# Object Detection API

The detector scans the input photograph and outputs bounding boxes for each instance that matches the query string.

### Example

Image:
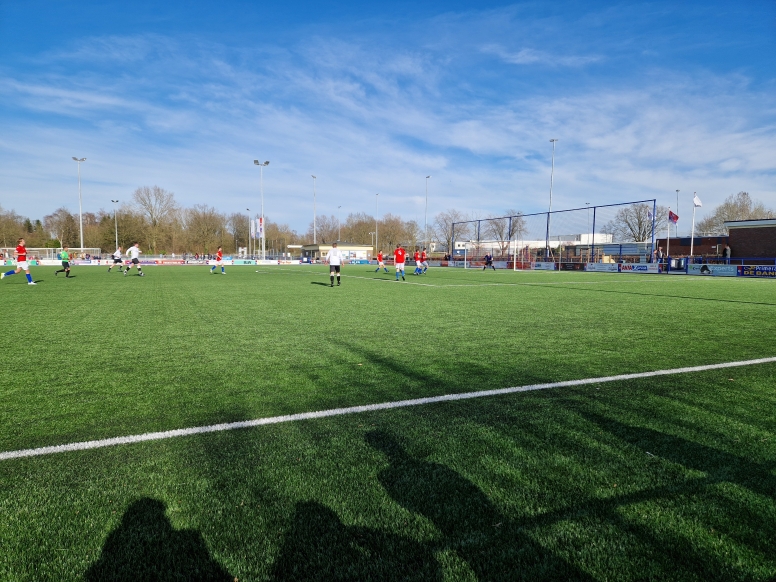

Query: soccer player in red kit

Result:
[374,251,389,273]
[210,246,225,274]
[394,244,407,281]
[413,250,422,275]
[421,248,429,274]
[1,238,36,285]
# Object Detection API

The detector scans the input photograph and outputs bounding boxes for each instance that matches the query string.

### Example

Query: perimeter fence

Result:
[451,200,658,265]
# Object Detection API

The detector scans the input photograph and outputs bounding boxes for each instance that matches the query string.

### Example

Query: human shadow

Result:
[84,497,233,582]
[366,430,593,581]
[270,500,441,581]
[310,281,330,286]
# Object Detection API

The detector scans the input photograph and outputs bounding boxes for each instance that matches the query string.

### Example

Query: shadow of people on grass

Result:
[84,498,233,582]
[366,430,593,581]
[271,500,440,581]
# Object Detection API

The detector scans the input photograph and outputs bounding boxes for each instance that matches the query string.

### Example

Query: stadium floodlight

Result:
[425,176,431,251]
[72,157,86,250]
[546,139,558,260]
[111,200,119,249]
[312,176,317,244]
[254,160,270,261]
[246,208,251,258]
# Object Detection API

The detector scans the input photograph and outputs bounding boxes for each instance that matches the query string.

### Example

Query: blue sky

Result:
[1,0,774,234]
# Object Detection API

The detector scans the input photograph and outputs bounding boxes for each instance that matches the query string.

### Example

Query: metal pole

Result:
[585,202,590,262]
[111,199,119,249]
[651,199,657,260]
[72,157,86,250]
[547,139,557,260]
[675,189,680,238]
[375,193,379,254]
[690,193,697,257]
[261,165,265,261]
[425,175,431,250]
[246,209,251,258]
[338,205,342,241]
[591,207,597,263]
[312,176,317,244]
[667,207,671,261]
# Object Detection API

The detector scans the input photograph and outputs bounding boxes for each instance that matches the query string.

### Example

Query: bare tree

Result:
[601,203,668,242]
[696,192,775,235]
[43,208,79,247]
[306,215,338,244]
[433,209,470,255]
[0,206,26,247]
[483,210,525,256]
[132,186,178,254]
[341,212,376,245]
[184,205,227,253]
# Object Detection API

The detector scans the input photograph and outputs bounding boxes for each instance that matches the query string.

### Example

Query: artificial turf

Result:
[0,265,774,581]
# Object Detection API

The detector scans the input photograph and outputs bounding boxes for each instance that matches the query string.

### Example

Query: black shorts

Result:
[131,258,139,265]
[113,258,122,264]
[330,265,341,273]
[61,261,70,268]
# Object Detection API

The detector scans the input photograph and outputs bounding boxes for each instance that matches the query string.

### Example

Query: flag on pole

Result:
[250,218,256,240]
[668,211,679,224]
[693,193,702,207]
[258,217,264,238]
[647,208,653,220]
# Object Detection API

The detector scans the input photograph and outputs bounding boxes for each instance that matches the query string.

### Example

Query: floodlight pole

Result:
[338,205,342,241]
[111,199,119,249]
[72,157,86,250]
[312,175,317,244]
[375,193,379,254]
[425,175,431,251]
[546,139,557,261]
[246,209,251,258]
[254,160,269,261]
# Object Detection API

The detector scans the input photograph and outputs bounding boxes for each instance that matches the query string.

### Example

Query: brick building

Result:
[725,219,776,258]
[655,235,728,258]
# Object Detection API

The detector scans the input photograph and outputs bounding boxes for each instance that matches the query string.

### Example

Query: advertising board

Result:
[687,264,737,277]
[619,264,660,274]
[584,263,619,272]
[560,262,584,271]
[532,262,557,270]
[737,265,776,278]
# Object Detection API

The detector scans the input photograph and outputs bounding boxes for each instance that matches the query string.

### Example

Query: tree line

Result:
[1,188,769,253]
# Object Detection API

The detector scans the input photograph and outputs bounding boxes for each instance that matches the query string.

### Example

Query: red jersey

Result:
[377,252,383,262]
[394,248,406,263]
[421,251,427,261]
[216,250,223,261]
[16,245,27,262]
[414,251,420,262]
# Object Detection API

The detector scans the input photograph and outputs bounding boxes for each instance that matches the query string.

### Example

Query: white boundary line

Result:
[2,357,774,462]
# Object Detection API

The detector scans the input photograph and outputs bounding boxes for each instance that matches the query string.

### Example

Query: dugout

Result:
[301,243,373,262]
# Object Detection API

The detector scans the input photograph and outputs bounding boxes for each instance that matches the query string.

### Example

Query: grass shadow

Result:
[84,497,233,581]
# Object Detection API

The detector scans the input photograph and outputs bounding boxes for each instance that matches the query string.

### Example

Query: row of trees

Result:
[1,188,771,254]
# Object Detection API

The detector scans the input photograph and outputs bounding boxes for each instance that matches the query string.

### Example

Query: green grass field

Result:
[1,264,774,581]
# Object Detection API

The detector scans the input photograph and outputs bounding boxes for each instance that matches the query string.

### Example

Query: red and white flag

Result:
[668,211,679,224]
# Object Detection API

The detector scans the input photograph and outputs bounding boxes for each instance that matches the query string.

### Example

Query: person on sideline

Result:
[55,246,72,278]
[325,242,343,287]
[483,252,496,270]
[1,238,36,285]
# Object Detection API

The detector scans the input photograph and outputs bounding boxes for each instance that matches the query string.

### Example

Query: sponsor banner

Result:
[737,265,776,278]
[560,262,584,271]
[532,262,557,270]
[232,259,257,265]
[619,264,660,274]
[688,264,737,277]
[585,263,619,272]
[206,259,235,266]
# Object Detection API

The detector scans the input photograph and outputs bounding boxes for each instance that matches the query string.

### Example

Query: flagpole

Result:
[666,207,671,261]
[690,193,697,257]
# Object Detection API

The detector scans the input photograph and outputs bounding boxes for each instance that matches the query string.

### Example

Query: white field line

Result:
[2,357,775,462]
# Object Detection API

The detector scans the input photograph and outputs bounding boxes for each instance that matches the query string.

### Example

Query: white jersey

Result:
[127,247,142,260]
[113,249,122,259]
[325,248,343,266]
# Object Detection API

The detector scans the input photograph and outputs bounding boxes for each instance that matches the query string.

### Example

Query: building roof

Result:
[724,219,776,229]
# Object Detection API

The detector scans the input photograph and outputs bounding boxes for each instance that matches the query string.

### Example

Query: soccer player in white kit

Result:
[123,243,144,276]
[108,246,123,272]
[325,242,344,287]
